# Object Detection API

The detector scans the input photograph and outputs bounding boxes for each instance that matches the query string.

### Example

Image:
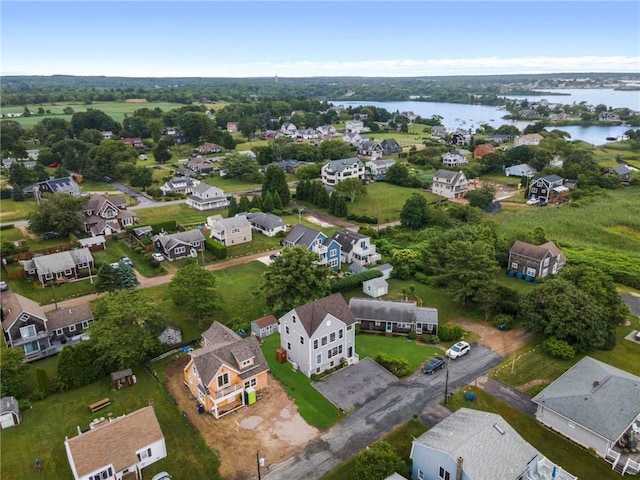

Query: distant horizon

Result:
[2,1,639,77]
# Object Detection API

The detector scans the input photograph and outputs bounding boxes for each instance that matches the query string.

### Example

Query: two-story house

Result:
[321,157,366,186]
[279,293,358,378]
[186,184,229,211]
[316,125,337,137]
[598,112,621,122]
[508,240,566,279]
[187,157,217,174]
[381,138,402,155]
[411,408,576,480]
[357,140,384,160]
[345,120,366,133]
[183,322,269,418]
[349,297,438,337]
[160,177,199,195]
[33,177,81,198]
[83,194,136,236]
[329,229,381,266]
[513,133,544,146]
[23,248,95,286]
[152,230,205,261]
[244,212,287,237]
[441,150,468,167]
[207,214,252,247]
[343,131,363,146]
[1,290,52,360]
[64,406,166,480]
[283,225,341,269]
[365,159,396,178]
[431,170,469,199]
[451,130,471,146]
[431,126,447,138]
[528,174,568,203]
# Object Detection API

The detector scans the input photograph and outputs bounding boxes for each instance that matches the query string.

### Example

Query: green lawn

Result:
[355,333,444,374]
[0,198,37,223]
[445,387,620,480]
[321,418,427,480]
[8,276,97,306]
[261,334,343,429]
[0,363,221,480]
[135,204,211,225]
[203,175,263,192]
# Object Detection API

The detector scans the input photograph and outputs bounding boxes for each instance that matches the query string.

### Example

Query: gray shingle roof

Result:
[412,408,538,479]
[532,356,640,441]
[46,304,94,330]
[0,290,47,330]
[293,293,356,337]
[23,248,93,274]
[330,229,367,254]
[0,396,19,415]
[246,212,285,230]
[349,298,417,323]
[152,230,205,250]
[324,157,364,172]
[284,224,322,248]
[510,240,564,263]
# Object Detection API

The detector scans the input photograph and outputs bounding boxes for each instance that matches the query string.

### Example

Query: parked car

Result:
[269,252,280,261]
[120,256,133,266]
[526,198,540,205]
[152,253,164,262]
[42,231,61,240]
[0,281,9,291]
[446,341,470,359]
[422,356,445,374]
[151,473,172,480]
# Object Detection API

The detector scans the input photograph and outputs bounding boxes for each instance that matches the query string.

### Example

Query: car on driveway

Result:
[152,253,164,261]
[119,256,133,266]
[446,341,470,359]
[0,281,9,291]
[422,356,445,374]
[526,198,540,206]
[151,473,172,480]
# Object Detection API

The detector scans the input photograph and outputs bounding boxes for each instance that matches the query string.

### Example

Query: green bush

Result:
[0,188,13,200]
[330,268,383,293]
[205,238,227,259]
[374,352,410,377]
[346,213,379,224]
[542,337,576,360]
[492,314,515,330]
[422,334,440,344]
[407,330,417,340]
[0,223,15,230]
[438,324,464,342]
[414,272,431,285]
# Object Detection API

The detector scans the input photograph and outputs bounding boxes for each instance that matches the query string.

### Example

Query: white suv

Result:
[446,341,470,359]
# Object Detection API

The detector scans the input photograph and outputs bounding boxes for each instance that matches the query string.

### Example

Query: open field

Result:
[0,198,37,223]
[134,203,211,225]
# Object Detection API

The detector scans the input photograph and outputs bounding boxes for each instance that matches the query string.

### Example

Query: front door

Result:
[386,322,393,333]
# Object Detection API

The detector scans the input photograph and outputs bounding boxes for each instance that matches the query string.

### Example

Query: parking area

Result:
[312,357,399,412]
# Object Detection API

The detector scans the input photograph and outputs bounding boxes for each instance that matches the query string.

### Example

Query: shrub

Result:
[330,268,383,293]
[0,223,15,230]
[205,238,227,259]
[414,272,431,285]
[29,389,48,402]
[374,352,410,377]
[438,324,464,342]
[407,330,417,340]
[542,337,576,360]
[149,258,160,268]
[0,188,12,200]
[346,213,378,224]
[492,314,515,330]
[422,334,440,344]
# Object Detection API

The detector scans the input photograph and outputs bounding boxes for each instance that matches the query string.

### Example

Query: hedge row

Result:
[205,238,227,259]
[346,213,378,224]
[330,268,383,293]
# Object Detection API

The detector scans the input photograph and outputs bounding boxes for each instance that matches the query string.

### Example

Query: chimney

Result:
[456,457,463,480]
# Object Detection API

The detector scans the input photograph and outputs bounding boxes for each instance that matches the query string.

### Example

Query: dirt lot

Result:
[454,319,533,357]
[163,356,318,480]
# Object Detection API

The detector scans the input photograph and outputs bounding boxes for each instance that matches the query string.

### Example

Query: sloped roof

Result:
[412,408,539,480]
[330,229,368,254]
[532,356,640,441]
[24,248,94,274]
[473,143,496,157]
[292,293,356,337]
[152,230,205,250]
[509,240,563,262]
[201,321,240,349]
[65,406,164,478]
[46,304,94,330]
[324,157,364,172]
[349,297,417,323]
[191,183,224,197]
[252,315,278,329]
[246,212,285,230]
[284,224,322,248]
[0,396,19,415]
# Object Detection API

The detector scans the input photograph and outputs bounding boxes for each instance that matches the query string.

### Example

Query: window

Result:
[347,325,352,330]
[287,342,291,351]
[330,332,336,342]
[241,358,253,368]
[55,328,63,336]
[231,228,240,234]
[439,466,450,480]
[20,325,36,338]
[137,448,152,461]
[244,378,258,389]
[316,353,322,365]
[375,321,381,327]
[175,246,186,255]
[64,269,72,275]
[418,470,424,480]
[338,329,343,339]
[313,339,318,349]
[321,336,328,346]
[82,321,89,329]
[69,324,76,332]
[285,325,290,335]
[300,336,304,345]
[511,262,519,269]
[543,257,550,267]
[526,267,536,277]
[217,372,229,389]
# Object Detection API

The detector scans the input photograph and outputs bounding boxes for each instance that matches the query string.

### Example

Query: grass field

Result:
[135,203,211,225]
[355,333,444,374]
[0,362,222,480]
[0,198,37,223]
[446,387,621,480]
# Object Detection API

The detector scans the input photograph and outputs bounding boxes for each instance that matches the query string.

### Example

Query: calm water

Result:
[502,88,640,110]
[334,93,639,145]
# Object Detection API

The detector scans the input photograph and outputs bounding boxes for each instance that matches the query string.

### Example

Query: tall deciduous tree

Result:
[350,441,406,480]
[399,193,430,229]
[152,140,172,164]
[220,152,260,179]
[168,261,222,327]
[27,193,88,236]
[95,264,121,293]
[90,290,165,369]
[0,347,29,398]
[262,246,333,316]
[466,185,495,210]
[334,178,366,202]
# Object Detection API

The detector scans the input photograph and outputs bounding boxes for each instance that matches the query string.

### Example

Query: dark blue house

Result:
[283,224,341,270]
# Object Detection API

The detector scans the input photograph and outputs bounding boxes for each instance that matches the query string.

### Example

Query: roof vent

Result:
[493,423,505,435]
[593,380,600,388]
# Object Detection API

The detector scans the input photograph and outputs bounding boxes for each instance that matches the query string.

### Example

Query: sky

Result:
[1,1,639,78]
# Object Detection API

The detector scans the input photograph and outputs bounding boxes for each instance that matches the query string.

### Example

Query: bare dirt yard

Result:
[163,356,318,480]
[454,319,533,357]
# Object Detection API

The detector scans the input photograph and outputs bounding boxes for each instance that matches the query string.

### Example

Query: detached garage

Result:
[0,396,20,429]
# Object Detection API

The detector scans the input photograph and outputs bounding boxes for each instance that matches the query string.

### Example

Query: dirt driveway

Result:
[163,356,318,480]
[454,319,532,357]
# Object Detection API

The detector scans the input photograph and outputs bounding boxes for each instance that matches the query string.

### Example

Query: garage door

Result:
[0,413,15,429]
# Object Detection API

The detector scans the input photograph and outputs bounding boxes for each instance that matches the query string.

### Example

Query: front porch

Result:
[607,446,640,476]
[210,384,246,419]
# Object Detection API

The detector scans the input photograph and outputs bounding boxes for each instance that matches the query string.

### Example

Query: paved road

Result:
[264,345,502,479]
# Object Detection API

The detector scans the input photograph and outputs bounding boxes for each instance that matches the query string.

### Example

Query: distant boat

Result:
[606,136,617,141]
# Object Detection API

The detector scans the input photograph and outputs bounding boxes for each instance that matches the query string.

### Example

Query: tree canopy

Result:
[219,152,261,180]
[399,193,430,229]
[262,164,291,206]
[262,246,333,316]
[350,441,406,480]
[168,261,222,327]
[334,178,366,202]
[27,193,88,236]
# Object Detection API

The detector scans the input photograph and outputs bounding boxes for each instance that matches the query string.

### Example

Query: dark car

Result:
[422,356,445,374]
[42,231,61,240]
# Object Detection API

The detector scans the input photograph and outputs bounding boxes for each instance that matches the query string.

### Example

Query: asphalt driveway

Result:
[312,357,399,412]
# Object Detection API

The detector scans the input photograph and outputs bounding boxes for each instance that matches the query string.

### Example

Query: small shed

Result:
[251,315,279,339]
[375,263,394,280]
[363,277,389,298]
[0,396,20,429]
[110,368,136,390]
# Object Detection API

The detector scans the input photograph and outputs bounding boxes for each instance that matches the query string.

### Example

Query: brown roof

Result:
[253,315,278,329]
[510,240,564,262]
[201,321,240,349]
[1,290,47,330]
[65,406,164,478]
[45,304,94,330]
[473,143,495,158]
[294,293,356,337]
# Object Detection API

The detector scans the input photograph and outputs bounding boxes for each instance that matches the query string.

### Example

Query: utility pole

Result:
[444,355,451,404]
[48,270,58,310]
[256,450,262,480]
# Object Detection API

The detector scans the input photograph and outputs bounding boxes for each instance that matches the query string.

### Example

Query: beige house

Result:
[207,215,252,247]
[431,170,469,199]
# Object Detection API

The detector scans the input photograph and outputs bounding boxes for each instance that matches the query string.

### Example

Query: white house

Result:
[279,293,359,377]
[362,277,388,298]
[0,396,20,429]
[186,184,229,211]
[411,408,576,480]
[321,157,366,186]
[245,212,287,237]
[345,120,366,133]
[365,159,396,178]
[505,163,536,177]
[160,177,199,195]
[64,406,167,480]
[513,133,544,146]
[250,315,279,339]
[431,170,469,199]
[441,150,468,167]
[330,229,381,266]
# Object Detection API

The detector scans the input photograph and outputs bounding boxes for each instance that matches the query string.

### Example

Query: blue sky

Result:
[2,1,639,77]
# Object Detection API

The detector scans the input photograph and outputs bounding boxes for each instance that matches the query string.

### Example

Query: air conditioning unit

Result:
[292,362,299,372]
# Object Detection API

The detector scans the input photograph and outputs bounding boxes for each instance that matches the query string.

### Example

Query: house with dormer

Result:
[152,230,205,261]
[366,159,396,178]
[32,177,81,198]
[349,297,438,337]
[244,212,287,237]
[357,140,384,160]
[206,214,252,247]
[330,229,381,266]
[159,177,199,195]
[528,174,568,203]
[83,194,136,236]
[431,170,469,199]
[343,131,364,146]
[451,130,471,146]
[183,322,269,418]
[284,225,341,269]
[280,122,297,137]
[508,240,566,279]
[278,293,359,378]
[1,290,52,360]
[186,183,229,211]
[64,406,166,480]
[321,157,366,186]
[381,138,402,155]
[23,248,94,286]
[442,150,468,167]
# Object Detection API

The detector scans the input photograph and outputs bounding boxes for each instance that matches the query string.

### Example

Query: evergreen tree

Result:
[95,264,121,293]
[238,195,251,213]
[227,196,238,217]
[262,165,291,206]
[250,194,262,211]
[316,186,330,208]
[296,179,309,201]
[262,191,275,213]
[272,190,283,210]
[11,186,25,202]
[117,262,140,290]
[329,193,348,217]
